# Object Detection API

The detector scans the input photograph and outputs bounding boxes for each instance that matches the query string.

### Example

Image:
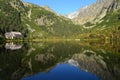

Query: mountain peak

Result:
[43,6,51,11]
[66,0,120,25]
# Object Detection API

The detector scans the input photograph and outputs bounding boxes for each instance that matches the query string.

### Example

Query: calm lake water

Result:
[0,41,120,80]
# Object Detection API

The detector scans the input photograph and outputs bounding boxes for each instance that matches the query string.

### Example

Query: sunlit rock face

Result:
[72,50,115,80]
[67,0,120,25]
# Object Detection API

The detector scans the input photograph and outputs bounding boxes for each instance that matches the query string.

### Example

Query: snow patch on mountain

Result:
[65,6,88,19]
[66,11,79,19]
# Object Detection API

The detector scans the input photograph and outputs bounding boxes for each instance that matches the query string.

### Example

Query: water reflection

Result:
[22,63,100,80]
[5,42,22,50]
[0,41,120,80]
[72,51,111,80]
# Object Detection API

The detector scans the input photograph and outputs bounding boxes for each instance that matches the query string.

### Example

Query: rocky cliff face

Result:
[67,0,120,25]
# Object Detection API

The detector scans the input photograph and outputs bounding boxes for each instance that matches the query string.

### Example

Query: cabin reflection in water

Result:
[5,43,22,50]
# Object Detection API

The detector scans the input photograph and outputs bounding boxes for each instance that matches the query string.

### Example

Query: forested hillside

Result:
[0,0,83,39]
[0,0,120,40]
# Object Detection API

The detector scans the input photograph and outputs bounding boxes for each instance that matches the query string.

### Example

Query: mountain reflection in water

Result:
[0,41,120,80]
[22,63,100,80]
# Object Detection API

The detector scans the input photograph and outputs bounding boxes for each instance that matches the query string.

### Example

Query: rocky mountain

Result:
[0,0,120,39]
[0,0,83,38]
[65,10,80,19]
[67,0,120,25]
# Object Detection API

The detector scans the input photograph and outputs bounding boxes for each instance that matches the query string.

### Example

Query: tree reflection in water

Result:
[0,41,119,80]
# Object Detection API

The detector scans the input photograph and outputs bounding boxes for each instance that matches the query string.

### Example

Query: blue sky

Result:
[23,0,96,15]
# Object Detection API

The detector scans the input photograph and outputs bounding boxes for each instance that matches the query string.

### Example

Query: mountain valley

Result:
[0,0,120,40]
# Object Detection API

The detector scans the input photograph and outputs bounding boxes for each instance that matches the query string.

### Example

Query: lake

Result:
[0,40,120,80]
